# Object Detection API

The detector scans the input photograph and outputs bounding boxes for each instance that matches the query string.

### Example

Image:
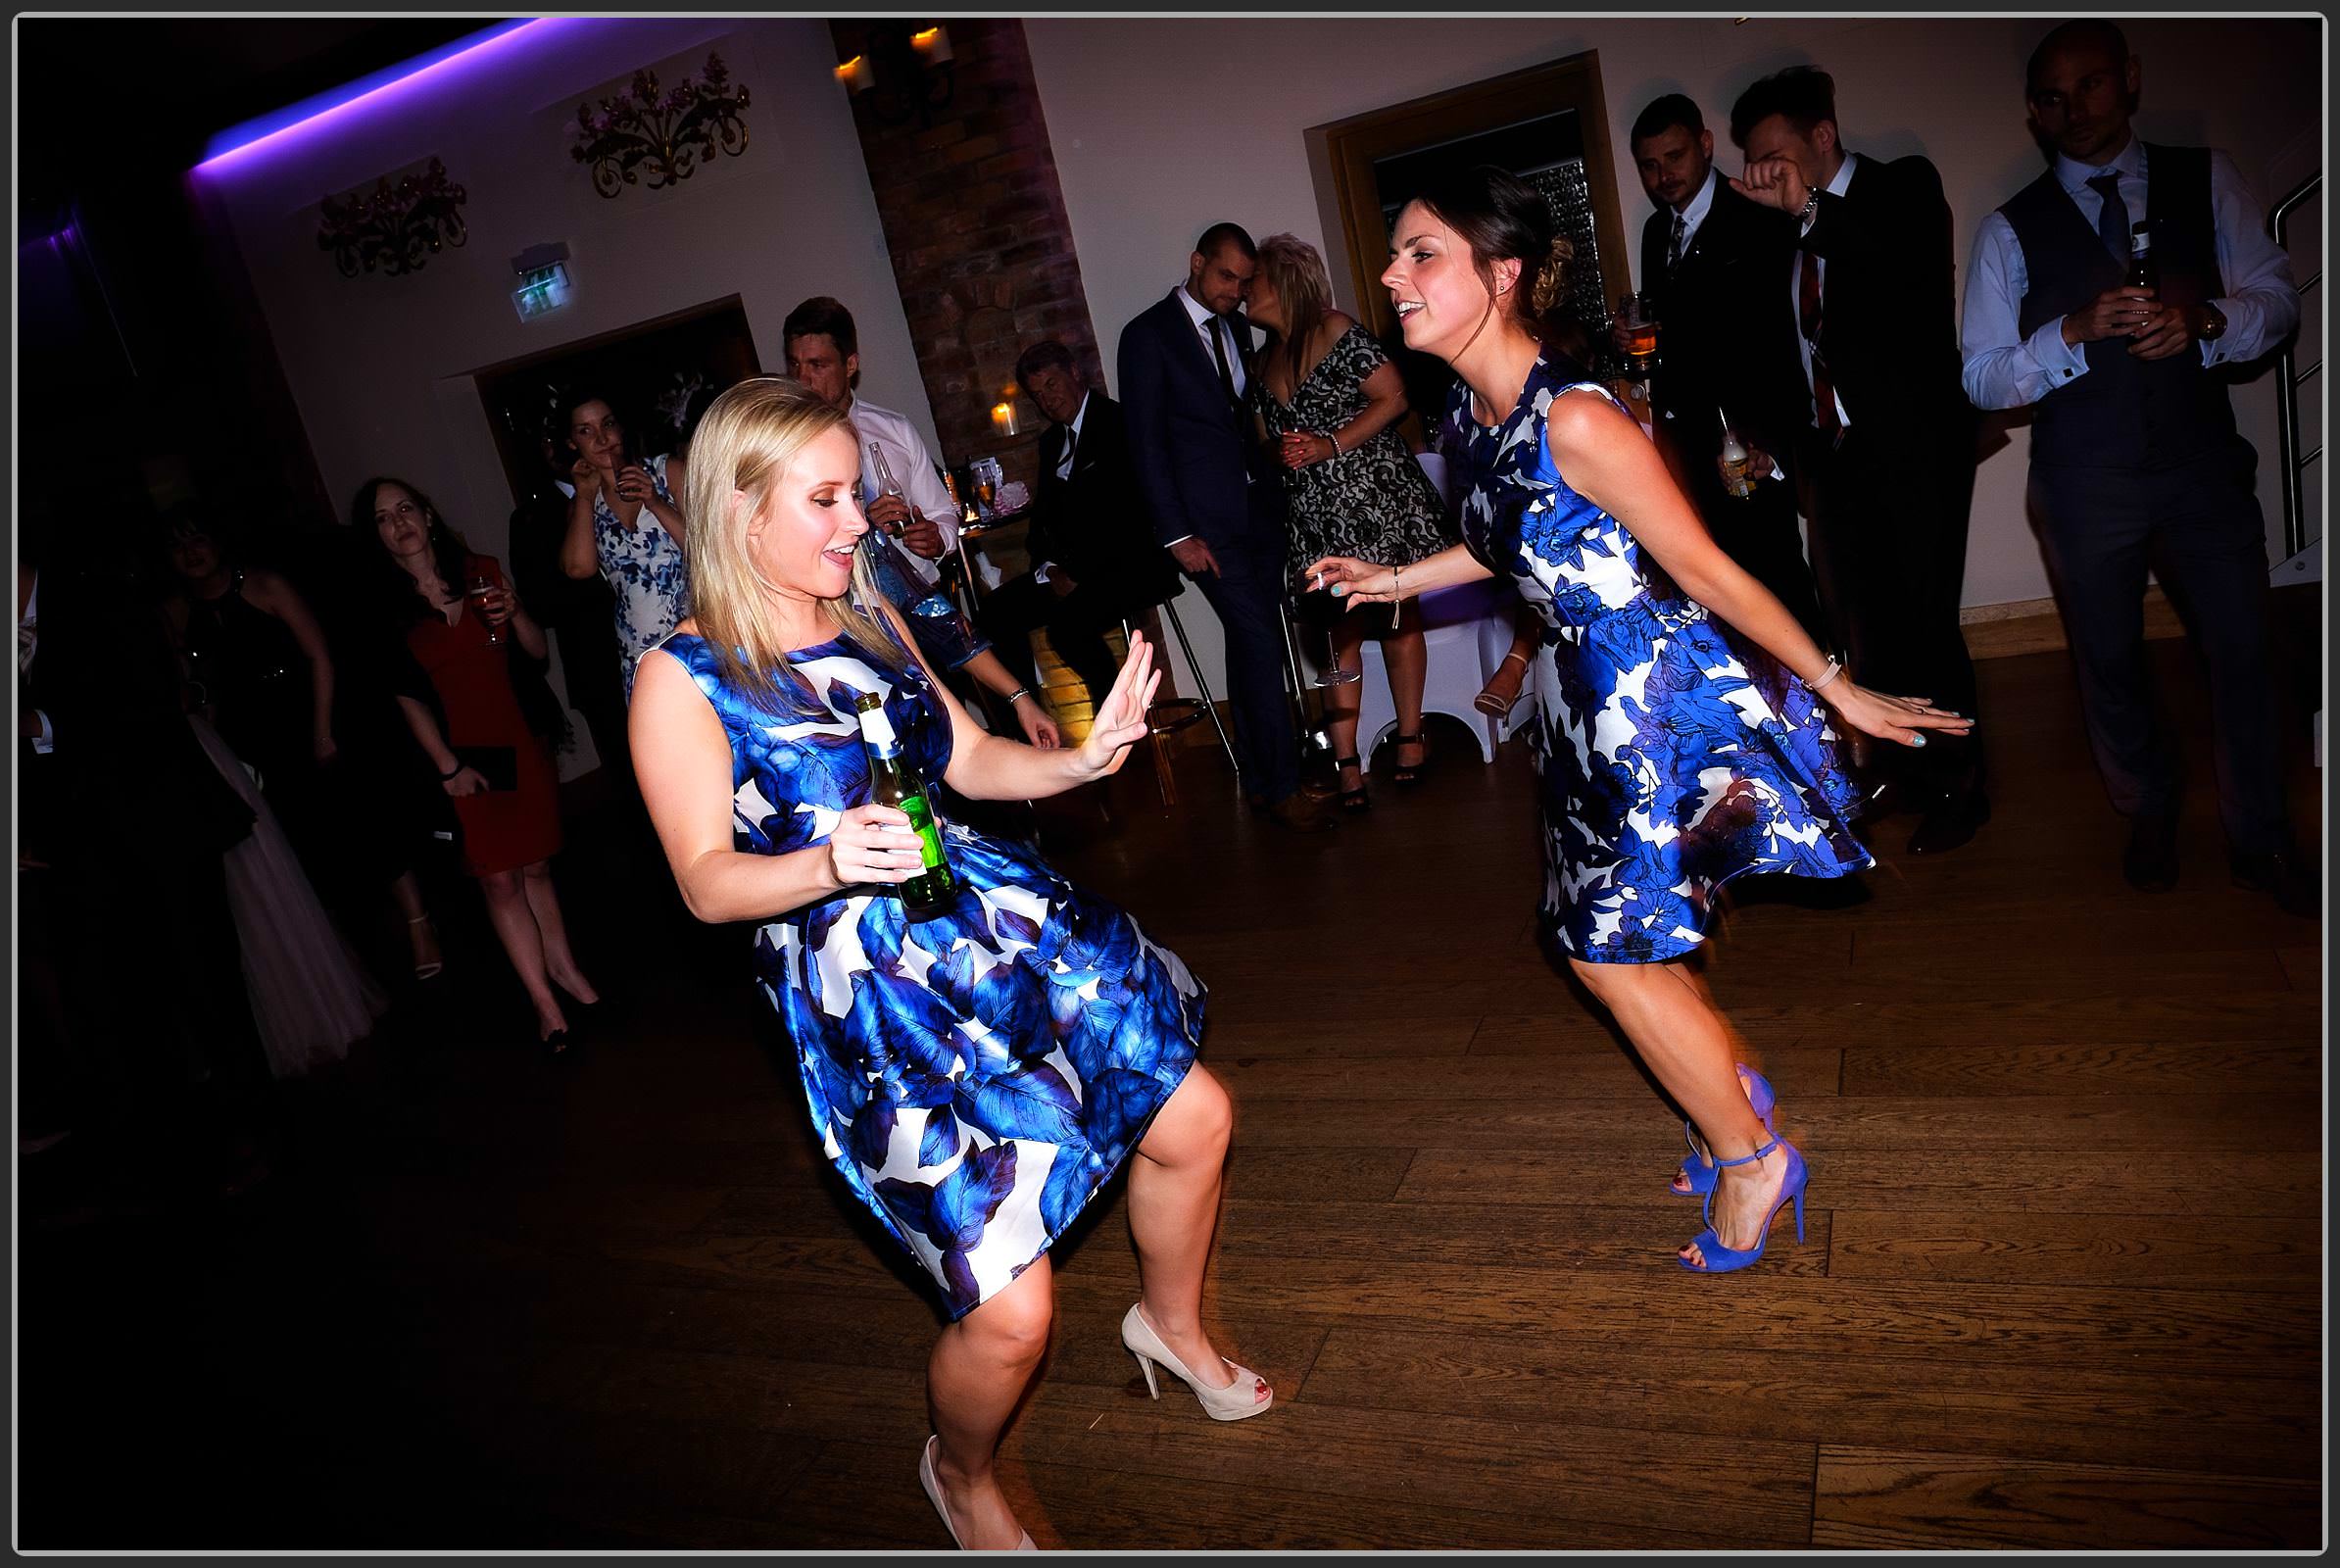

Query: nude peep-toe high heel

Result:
[1120,1303,1273,1421]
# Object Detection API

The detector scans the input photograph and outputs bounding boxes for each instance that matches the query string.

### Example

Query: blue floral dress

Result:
[651,626,1204,1319]
[1451,357,1870,963]
[595,452,690,698]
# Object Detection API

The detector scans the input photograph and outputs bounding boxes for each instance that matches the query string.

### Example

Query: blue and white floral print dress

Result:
[1451,356,1870,963]
[651,625,1203,1319]
[596,452,691,698]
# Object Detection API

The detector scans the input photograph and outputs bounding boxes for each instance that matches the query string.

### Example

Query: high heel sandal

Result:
[1672,1064,1778,1198]
[1389,731,1431,787]
[919,1435,1037,1551]
[1475,649,1532,715]
[1333,755,1370,811]
[1120,1302,1273,1421]
[1679,1136,1808,1274]
[406,914,444,981]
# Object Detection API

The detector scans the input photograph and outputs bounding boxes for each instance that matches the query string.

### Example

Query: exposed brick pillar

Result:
[829,19,1099,494]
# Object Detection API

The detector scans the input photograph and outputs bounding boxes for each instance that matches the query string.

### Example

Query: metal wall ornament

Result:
[317,157,467,277]
[570,52,750,199]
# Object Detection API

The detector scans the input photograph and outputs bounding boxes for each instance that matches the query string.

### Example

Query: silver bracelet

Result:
[1005,687,1034,704]
[1327,427,1341,458]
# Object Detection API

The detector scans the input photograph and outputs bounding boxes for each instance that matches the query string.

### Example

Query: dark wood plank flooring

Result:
[23,607,2324,1551]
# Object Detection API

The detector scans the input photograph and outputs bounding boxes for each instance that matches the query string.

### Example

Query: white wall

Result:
[200,17,939,770]
[1028,16,2319,694]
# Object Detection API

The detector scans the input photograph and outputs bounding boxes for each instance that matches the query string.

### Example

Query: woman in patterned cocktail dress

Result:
[557,389,690,700]
[1310,168,1974,1275]
[629,380,1272,1552]
[1248,233,1453,803]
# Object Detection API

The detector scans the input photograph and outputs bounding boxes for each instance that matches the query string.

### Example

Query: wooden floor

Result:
[23,607,2325,1551]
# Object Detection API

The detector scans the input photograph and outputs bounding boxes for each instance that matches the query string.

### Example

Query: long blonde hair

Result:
[1255,232,1335,388]
[681,377,904,714]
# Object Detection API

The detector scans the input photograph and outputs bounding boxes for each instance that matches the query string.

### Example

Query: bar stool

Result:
[1122,591,1240,806]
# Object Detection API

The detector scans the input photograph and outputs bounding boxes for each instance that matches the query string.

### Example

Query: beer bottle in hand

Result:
[852,690,955,916]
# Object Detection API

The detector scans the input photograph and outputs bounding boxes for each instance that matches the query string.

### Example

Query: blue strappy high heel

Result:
[1679,1136,1807,1274]
[1672,1065,1778,1198]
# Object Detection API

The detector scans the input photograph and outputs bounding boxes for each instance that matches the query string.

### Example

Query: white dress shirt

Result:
[848,397,961,588]
[1790,152,1861,432]
[1175,284,1248,401]
[1960,135,2301,410]
[1670,166,1722,264]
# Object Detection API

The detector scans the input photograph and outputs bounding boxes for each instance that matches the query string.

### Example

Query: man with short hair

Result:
[1118,223,1328,831]
[1961,20,2309,912]
[781,295,959,585]
[978,340,1179,709]
[1731,66,1988,856]
[1619,92,1825,645]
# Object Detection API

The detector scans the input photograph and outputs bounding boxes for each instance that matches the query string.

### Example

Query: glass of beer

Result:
[1620,293,1660,363]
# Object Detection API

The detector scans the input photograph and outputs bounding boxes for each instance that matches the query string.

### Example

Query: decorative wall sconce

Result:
[571,51,751,199]
[317,157,468,277]
[835,24,957,127]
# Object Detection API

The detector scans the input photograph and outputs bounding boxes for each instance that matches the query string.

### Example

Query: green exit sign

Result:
[513,262,571,321]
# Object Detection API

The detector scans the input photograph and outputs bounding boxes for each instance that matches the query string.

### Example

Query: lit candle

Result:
[991,402,1018,437]
[910,26,953,64]
[834,54,874,93]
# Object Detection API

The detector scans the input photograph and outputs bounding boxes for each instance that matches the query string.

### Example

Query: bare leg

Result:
[1570,958,1788,1266]
[478,868,568,1041]
[394,871,441,976]
[1384,611,1428,772]
[1127,1065,1241,1387]
[1325,615,1368,794]
[520,859,600,1004]
[927,1256,1052,1549]
[1477,607,1537,711]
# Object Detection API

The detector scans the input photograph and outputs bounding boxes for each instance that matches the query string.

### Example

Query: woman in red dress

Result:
[360,476,600,1047]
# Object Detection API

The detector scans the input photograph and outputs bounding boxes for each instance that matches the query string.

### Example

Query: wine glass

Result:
[1302,570,1361,689]
[466,573,504,646]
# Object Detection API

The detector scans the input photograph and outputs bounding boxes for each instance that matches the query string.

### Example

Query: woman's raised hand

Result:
[1075,631,1162,779]
[1301,554,1397,610]
[826,803,926,888]
[1818,679,1977,751]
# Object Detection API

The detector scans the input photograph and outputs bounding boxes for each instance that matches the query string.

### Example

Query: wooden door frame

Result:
[1314,50,1632,345]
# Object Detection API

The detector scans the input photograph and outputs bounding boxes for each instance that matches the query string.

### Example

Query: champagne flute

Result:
[1304,569,1361,689]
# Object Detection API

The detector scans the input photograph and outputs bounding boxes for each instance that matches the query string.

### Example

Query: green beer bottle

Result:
[852,690,955,916]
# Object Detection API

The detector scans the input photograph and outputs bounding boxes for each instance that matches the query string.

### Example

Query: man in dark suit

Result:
[1620,93,1827,646]
[979,340,1180,709]
[1118,222,1329,830]
[1731,66,1988,855]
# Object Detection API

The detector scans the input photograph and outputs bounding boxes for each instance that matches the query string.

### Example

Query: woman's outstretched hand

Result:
[1075,631,1162,779]
[1820,679,1977,750]
[1301,555,1396,610]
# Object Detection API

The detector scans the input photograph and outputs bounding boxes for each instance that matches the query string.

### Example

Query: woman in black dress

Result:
[161,505,445,981]
[1248,233,1451,808]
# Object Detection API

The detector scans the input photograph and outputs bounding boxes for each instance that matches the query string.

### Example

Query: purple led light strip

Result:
[195,18,571,172]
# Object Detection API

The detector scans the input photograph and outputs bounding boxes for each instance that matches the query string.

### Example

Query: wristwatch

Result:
[1796,186,1823,226]
[2197,302,2229,342]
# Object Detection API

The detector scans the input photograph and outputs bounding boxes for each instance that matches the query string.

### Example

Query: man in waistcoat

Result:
[1961,19,2309,913]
